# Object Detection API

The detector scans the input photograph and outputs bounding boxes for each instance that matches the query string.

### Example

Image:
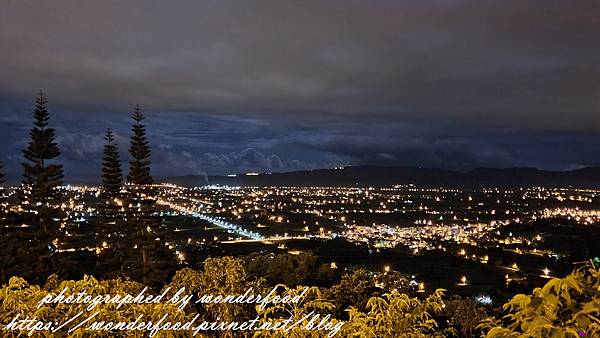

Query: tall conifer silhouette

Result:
[22,91,64,205]
[17,92,66,276]
[0,161,5,186]
[101,128,123,198]
[97,129,125,272]
[124,105,167,284]
[127,105,152,184]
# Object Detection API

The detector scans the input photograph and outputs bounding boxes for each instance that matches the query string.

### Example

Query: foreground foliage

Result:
[0,257,598,337]
[480,261,600,337]
[343,288,448,337]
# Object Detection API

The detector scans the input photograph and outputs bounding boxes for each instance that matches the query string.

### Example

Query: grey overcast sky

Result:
[1,0,600,182]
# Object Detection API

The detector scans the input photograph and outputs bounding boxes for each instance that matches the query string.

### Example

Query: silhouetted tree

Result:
[245,252,320,286]
[3,92,68,283]
[101,128,123,198]
[22,91,64,227]
[442,295,488,337]
[0,161,5,186]
[0,161,5,225]
[324,268,378,318]
[127,105,152,185]
[97,128,125,271]
[113,106,175,285]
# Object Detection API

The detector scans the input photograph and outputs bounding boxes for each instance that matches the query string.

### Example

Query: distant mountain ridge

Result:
[161,166,600,188]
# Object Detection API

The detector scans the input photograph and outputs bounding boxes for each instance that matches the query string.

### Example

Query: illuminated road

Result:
[189,212,264,240]
[157,198,264,240]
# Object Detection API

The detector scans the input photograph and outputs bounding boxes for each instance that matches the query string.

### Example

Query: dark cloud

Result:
[0,105,349,182]
[2,1,599,127]
[0,1,599,181]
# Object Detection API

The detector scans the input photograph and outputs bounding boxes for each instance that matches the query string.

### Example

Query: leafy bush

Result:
[479,261,600,337]
[342,288,449,337]
[1,257,598,337]
[0,275,198,337]
[443,296,488,337]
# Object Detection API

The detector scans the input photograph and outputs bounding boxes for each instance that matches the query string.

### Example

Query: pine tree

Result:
[14,92,67,280]
[101,128,123,198]
[0,161,5,220]
[97,128,124,252]
[127,105,152,185]
[0,161,5,186]
[123,105,170,284]
[22,91,64,205]
[97,128,124,271]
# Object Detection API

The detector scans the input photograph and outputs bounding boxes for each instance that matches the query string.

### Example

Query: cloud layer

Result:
[1,1,600,181]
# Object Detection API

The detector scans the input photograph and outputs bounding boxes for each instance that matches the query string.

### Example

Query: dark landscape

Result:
[166,166,600,188]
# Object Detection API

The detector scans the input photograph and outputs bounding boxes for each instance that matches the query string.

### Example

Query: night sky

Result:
[1,1,600,182]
